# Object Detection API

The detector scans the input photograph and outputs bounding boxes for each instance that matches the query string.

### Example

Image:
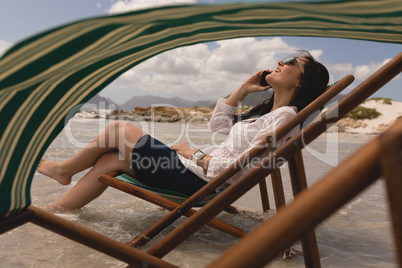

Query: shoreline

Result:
[72,98,402,139]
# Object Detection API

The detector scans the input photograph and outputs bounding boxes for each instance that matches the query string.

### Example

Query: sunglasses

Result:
[283,57,305,74]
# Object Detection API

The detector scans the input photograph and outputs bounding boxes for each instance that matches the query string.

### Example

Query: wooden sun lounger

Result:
[99,74,354,263]
[135,52,402,268]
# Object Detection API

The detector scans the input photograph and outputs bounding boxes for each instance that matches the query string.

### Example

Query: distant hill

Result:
[84,94,122,110]
[194,100,216,108]
[119,95,215,111]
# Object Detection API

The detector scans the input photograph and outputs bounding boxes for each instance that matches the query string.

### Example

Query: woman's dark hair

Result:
[234,50,329,123]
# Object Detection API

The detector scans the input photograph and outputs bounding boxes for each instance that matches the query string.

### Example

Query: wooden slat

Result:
[288,150,320,268]
[258,179,270,211]
[378,121,402,267]
[288,150,308,196]
[271,169,286,210]
[0,209,35,234]
[29,206,176,268]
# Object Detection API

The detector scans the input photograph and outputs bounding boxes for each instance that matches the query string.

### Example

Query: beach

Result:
[0,115,398,267]
[334,99,402,134]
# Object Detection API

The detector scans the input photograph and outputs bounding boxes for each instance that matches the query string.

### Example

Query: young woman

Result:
[37,51,329,210]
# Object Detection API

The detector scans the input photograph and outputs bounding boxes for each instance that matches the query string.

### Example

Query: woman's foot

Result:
[37,159,72,185]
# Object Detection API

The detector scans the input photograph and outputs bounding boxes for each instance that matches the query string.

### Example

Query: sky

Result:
[0,0,401,105]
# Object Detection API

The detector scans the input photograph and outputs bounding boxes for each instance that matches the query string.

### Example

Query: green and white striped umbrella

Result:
[1,0,401,217]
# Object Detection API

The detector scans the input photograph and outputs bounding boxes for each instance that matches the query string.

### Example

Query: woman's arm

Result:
[248,107,298,150]
[224,70,271,106]
[171,143,212,173]
[208,71,271,134]
[208,99,238,134]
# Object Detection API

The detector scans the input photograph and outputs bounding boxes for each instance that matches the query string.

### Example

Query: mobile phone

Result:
[260,71,271,86]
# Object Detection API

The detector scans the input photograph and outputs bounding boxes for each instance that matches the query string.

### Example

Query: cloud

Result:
[104,37,318,103]
[329,58,399,83]
[309,49,323,61]
[354,59,392,80]
[330,63,354,78]
[108,0,197,14]
[0,40,11,57]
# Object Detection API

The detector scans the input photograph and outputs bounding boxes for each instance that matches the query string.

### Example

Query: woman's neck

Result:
[271,90,294,111]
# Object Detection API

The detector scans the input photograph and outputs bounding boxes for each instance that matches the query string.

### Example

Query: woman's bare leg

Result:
[53,151,135,210]
[37,120,145,185]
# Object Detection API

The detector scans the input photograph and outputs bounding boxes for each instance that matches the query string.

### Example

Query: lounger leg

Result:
[288,149,321,268]
[259,178,271,211]
[270,167,296,258]
[271,168,286,210]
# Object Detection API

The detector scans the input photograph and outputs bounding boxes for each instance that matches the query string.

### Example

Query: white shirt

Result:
[177,98,299,185]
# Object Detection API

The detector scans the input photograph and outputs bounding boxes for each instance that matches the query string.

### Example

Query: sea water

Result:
[0,118,397,267]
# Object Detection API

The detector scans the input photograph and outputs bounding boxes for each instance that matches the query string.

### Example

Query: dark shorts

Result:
[130,135,207,196]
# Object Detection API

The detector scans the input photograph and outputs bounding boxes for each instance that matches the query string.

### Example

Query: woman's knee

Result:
[109,120,142,136]
[108,120,128,132]
[106,120,145,161]
[95,152,132,174]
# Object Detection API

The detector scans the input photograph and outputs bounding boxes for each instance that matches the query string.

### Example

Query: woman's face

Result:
[266,57,307,92]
